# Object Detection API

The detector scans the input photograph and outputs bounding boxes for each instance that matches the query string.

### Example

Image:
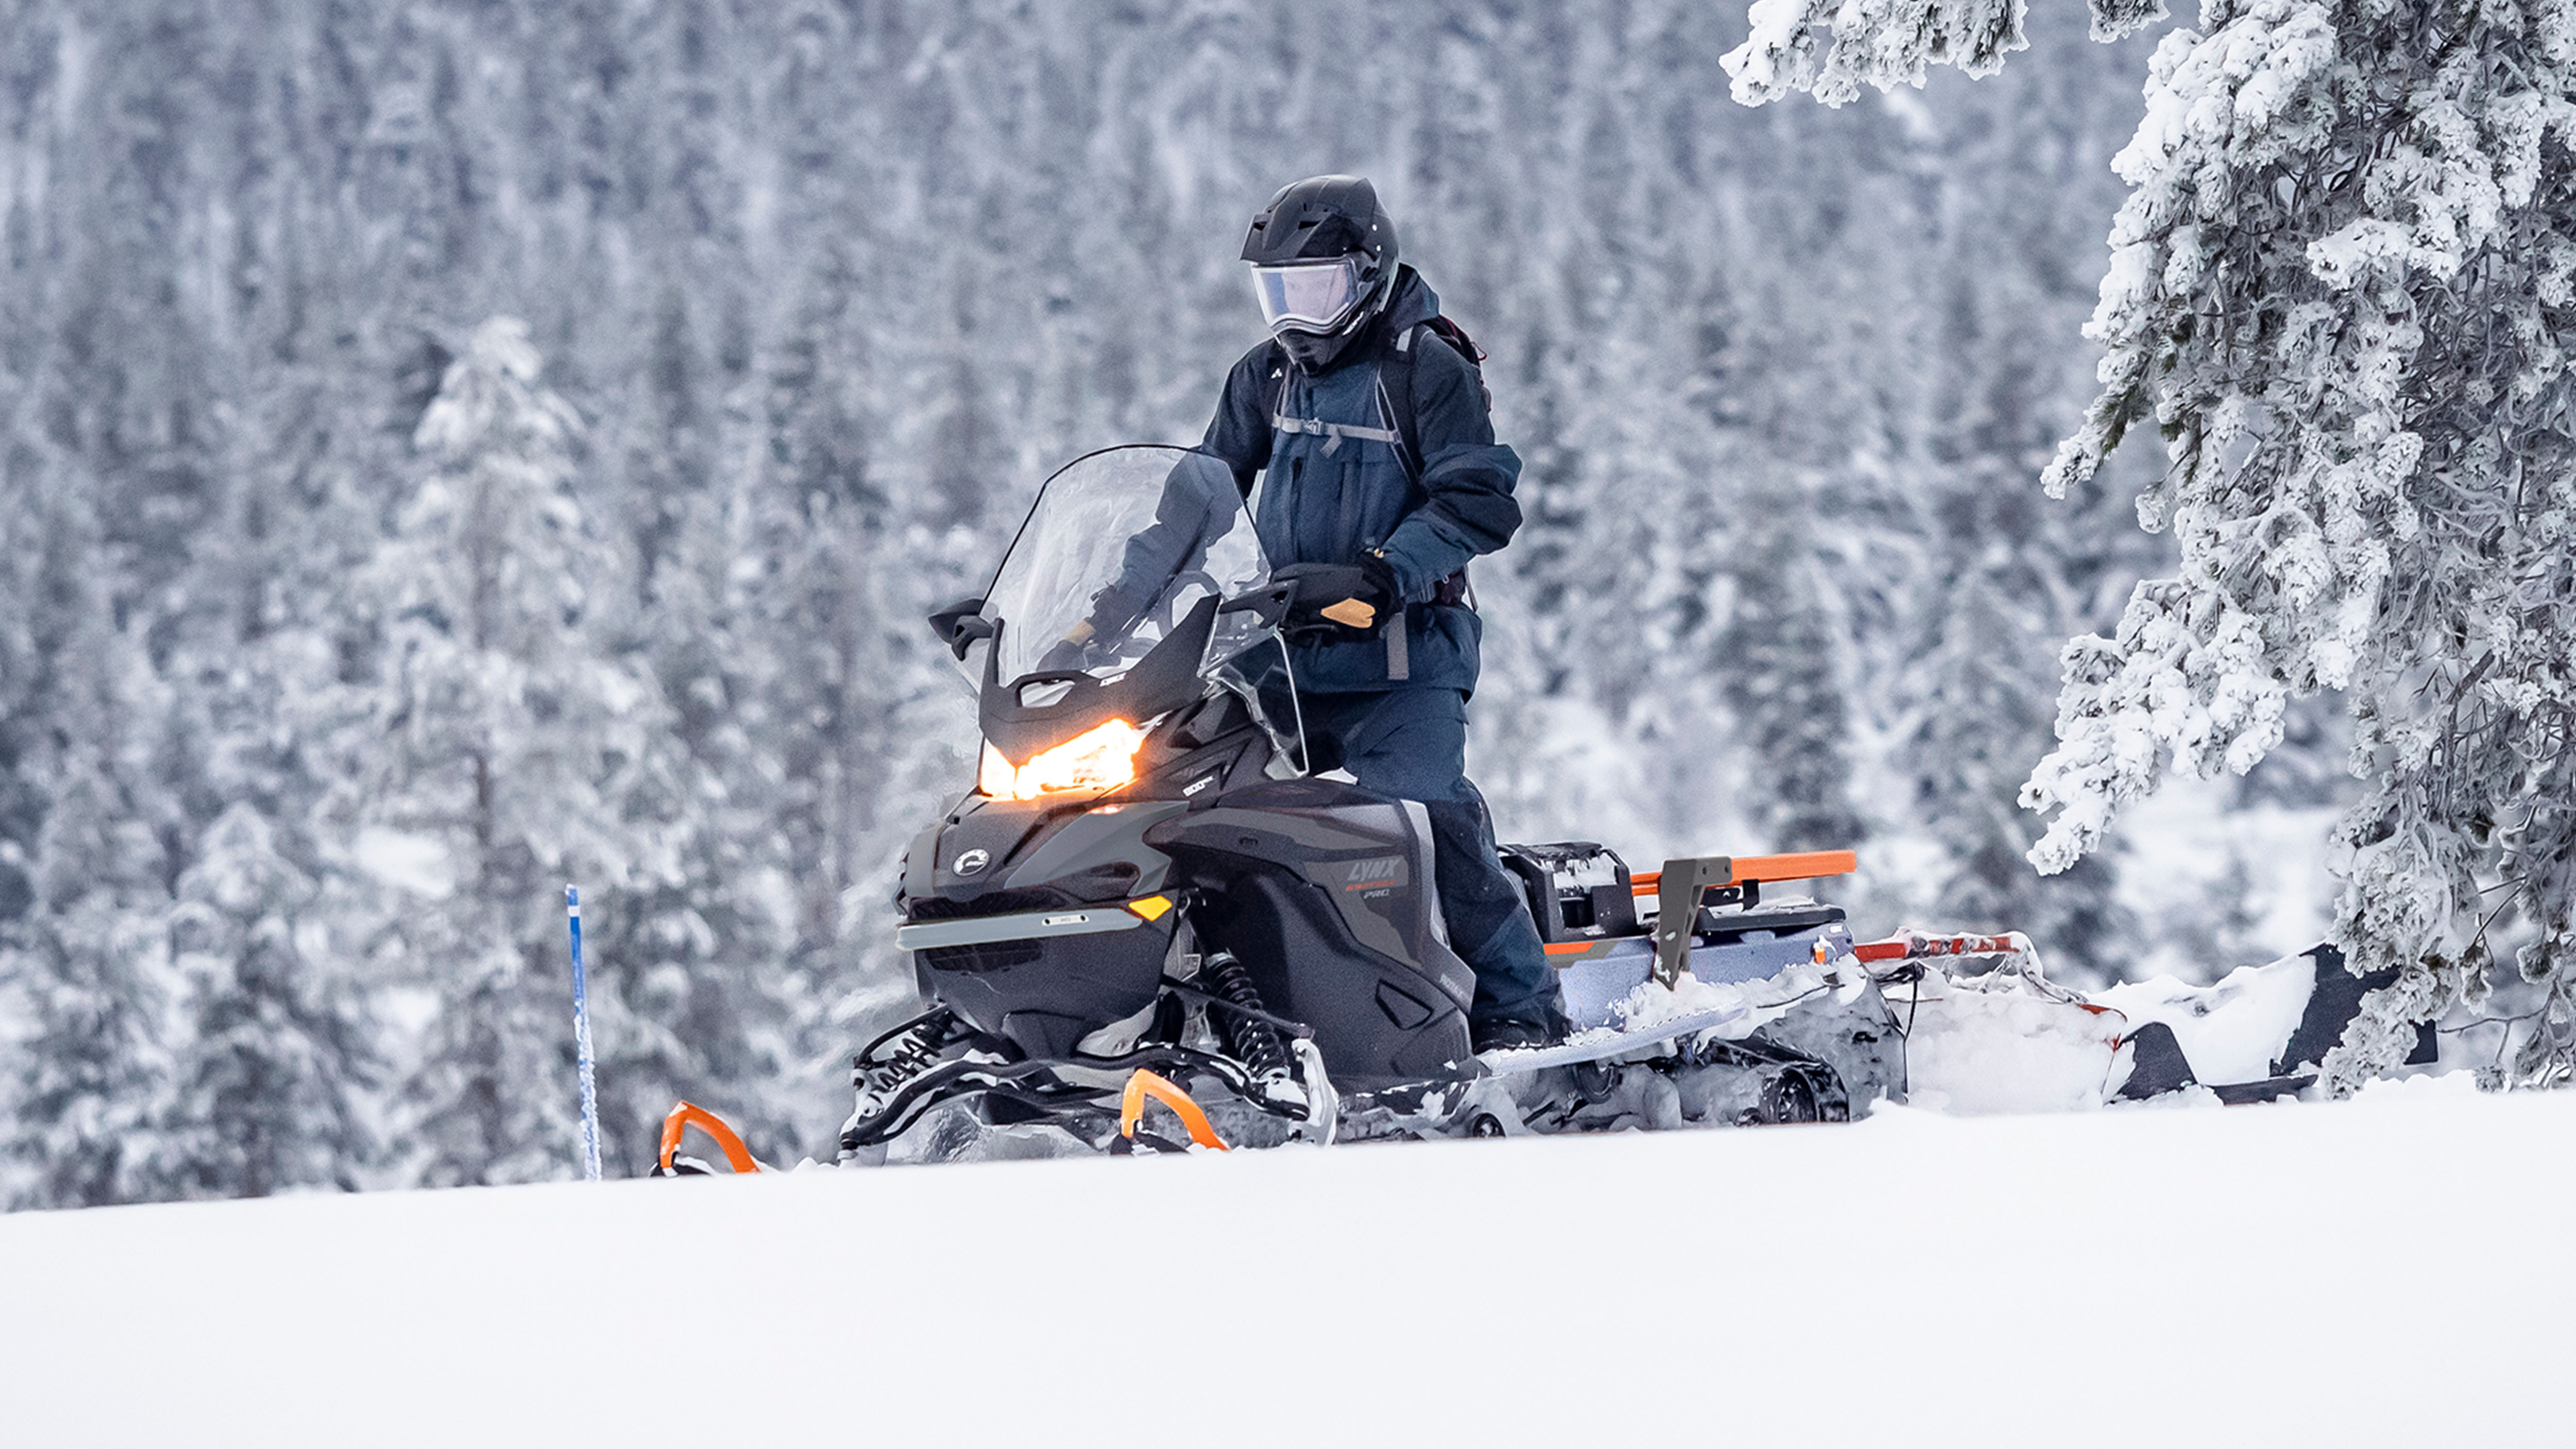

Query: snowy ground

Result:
[5,1076,2566,1447]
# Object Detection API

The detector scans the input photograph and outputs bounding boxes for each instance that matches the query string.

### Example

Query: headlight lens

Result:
[979,718,1149,801]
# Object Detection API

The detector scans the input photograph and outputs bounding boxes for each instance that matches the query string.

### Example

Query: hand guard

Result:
[1273,556,1397,636]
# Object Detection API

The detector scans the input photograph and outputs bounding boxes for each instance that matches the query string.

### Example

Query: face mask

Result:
[1278,326,1362,371]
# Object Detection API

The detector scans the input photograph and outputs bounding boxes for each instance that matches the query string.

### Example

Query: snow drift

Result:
[4,1075,2566,1447]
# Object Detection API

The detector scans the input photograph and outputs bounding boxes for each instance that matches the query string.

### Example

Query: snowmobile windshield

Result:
[1251,257,1365,334]
[975,446,1266,691]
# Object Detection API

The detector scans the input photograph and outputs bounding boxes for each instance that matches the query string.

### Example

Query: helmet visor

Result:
[1251,259,1364,335]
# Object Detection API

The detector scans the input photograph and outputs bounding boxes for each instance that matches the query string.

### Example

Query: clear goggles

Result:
[1251,257,1366,334]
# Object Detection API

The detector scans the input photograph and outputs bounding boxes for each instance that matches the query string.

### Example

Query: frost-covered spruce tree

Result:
[359,318,686,1184]
[163,805,377,1198]
[0,499,184,1208]
[1731,0,2576,1087]
[1718,493,1871,853]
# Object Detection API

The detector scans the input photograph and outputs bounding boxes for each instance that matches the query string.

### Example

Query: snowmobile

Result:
[652,444,2438,1173]
[823,442,1925,1163]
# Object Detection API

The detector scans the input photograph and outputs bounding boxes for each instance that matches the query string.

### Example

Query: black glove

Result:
[1274,555,1398,636]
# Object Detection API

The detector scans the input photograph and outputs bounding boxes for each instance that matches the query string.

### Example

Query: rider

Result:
[1200,175,1566,1051]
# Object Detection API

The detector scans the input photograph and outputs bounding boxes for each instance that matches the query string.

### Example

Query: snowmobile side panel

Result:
[1150,790,1478,1008]
[1205,867,1470,1085]
[1151,786,1477,1087]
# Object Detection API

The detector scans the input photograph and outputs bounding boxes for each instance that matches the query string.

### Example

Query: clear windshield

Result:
[970,446,1266,688]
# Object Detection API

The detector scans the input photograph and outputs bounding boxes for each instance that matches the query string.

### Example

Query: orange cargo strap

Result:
[1118,1070,1230,1151]
[1630,850,1858,896]
[1853,931,2022,963]
[657,1100,762,1175]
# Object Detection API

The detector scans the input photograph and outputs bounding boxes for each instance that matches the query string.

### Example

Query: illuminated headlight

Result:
[979,718,1149,802]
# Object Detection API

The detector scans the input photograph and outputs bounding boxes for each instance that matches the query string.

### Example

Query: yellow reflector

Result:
[1127,895,1174,922]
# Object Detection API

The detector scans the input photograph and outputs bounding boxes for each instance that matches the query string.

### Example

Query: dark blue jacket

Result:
[1200,268,1523,694]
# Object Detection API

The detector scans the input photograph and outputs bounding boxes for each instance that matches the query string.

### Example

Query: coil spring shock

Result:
[1204,950,1289,1077]
[854,1012,950,1102]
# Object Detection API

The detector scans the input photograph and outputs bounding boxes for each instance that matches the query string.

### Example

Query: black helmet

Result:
[1241,175,1399,369]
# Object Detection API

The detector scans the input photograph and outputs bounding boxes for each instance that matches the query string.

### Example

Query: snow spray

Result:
[566,884,603,1182]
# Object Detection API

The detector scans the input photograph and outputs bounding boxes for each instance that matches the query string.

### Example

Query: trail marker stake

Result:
[567,883,603,1182]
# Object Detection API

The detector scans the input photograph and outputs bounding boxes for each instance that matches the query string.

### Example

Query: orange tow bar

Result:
[1118,1070,1230,1151]
[656,1100,762,1175]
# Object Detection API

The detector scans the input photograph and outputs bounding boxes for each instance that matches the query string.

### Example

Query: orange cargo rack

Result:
[1629,849,1856,896]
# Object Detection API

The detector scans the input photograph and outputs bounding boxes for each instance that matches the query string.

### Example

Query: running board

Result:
[1476,1002,1751,1075]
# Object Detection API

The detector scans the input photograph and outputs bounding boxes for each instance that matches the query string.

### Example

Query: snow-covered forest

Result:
[6,0,2545,1206]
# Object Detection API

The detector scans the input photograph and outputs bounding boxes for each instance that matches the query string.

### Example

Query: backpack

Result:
[1388,316,1489,481]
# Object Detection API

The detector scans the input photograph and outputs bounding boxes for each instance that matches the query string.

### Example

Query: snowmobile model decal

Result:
[1338,856,1407,891]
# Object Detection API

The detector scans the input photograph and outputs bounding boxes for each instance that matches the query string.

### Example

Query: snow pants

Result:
[1296,688,1560,1031]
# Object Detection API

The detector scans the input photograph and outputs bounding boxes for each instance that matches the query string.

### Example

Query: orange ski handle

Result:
[657,1100,762,1174]
[1118,1070,1230,1151]
[1631,850,1857,895]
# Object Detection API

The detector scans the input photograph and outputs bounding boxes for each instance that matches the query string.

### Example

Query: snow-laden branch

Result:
[2016,0,2576,1086]
[1725,0,2174,107]
[1723,0,2027,106]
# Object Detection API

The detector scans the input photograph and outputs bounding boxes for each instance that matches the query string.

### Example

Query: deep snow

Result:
[4,1075,2566,1447]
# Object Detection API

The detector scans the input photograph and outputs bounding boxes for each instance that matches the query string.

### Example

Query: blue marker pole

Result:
[566,884,603,1182]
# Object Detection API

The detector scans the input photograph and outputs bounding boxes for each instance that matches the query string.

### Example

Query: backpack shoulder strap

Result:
[1382,318,1489,482]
